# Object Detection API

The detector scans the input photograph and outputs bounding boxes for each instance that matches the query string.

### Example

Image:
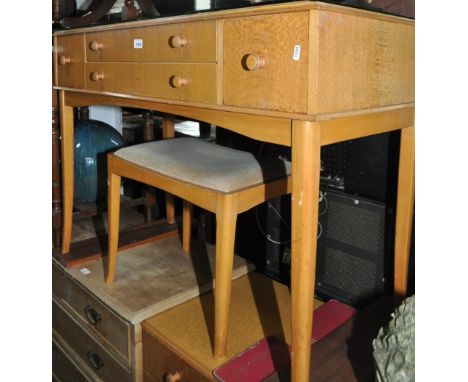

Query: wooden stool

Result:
[106,137,291,359]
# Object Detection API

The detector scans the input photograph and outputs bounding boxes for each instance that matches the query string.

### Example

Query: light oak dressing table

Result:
[53,2,414,380]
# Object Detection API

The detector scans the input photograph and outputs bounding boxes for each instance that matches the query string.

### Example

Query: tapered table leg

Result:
[394,124,415,297]
[52,90,62,248]
[59,91,75,254]
[290,120,321,382]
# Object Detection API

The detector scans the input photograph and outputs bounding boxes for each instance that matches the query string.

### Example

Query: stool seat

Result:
[115,137,291,193]
[107,136,292,361]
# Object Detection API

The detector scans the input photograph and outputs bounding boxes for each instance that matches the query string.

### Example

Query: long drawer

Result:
[85,62,217,104]
[86,21,217,63]
[53,337,92,382]
[52,262,131,363]
[53,298,132,382]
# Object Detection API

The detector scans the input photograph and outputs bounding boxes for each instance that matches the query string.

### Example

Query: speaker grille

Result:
[326,200,381,254]
[322,247,378,298]
[316,190,389,307]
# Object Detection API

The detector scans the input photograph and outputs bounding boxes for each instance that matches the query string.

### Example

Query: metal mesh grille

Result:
[326,200,381,254]
[322,247,377,298]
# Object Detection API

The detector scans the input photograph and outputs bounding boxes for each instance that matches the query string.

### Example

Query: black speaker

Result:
[315,190,393,307]
[215,127,399,307]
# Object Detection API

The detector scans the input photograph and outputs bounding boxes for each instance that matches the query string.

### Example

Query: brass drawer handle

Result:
[170,75,189,88]
[163,371,181,382]
[90,72,105,81]
[90,41,104,51]
[243,54,267,71]
[169,35,187,48]
[84,305,101,325]
[58,56,71,65]
[87,351,104,370]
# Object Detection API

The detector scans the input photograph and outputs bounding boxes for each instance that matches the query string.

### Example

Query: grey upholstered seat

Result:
[115,137,291,193]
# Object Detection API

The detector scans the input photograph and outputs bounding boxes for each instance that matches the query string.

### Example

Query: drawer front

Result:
[55,34,85,88]
[53,339,92,382]
[52,262,130,363]
[223,12,309,113]
[85,62,217,104]
[53,299,132,382]
[143,330,212,382]
[86,21,216,63]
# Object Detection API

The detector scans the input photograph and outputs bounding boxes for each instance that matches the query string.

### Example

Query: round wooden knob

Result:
[164,372,181,382]
[244,54,266,71]
[90,41,104,51]
[90,72,105,81]
[170,76,188,88]
[58,56,71,65]
[169,35,187,48]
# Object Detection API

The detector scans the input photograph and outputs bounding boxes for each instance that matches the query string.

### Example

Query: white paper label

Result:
[134,39,143,49]
[80,268,91,275]
[293,45,301,61]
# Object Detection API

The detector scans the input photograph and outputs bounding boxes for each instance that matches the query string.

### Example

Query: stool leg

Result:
[162,115,176,224]
[106,158,122,285]
[214,195,237,359]
[182,200,193,252]
[165,194,176,224]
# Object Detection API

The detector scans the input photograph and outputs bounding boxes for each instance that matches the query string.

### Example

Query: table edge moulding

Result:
[53,2,414,381]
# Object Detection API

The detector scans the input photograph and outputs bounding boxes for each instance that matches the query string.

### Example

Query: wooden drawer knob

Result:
[90,41,104,51]
[164,372,181,382]
[90,72,105,81]
[243,54,266,71]
[58,56,71,65]
[170,76,188,88]
[169,35,187,48]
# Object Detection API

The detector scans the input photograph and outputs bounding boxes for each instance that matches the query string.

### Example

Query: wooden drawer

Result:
[53,299,132,382]
[223,12,309,113]
[143,330,212,382]
[52,262,131,363]
[53,338,92,382]
[55,34,85,88]
[85,62,217,104]
[86,21,216,63]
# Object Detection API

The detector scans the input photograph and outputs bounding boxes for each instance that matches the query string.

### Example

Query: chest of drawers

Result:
[52,236,253,382]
